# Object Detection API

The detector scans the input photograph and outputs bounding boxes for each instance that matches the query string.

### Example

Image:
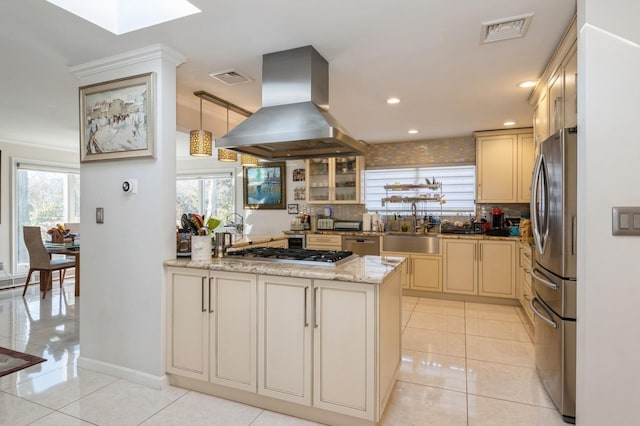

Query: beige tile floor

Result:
[0,282,567,425]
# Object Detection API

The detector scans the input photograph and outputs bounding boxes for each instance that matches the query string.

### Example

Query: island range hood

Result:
[215,46,367,160]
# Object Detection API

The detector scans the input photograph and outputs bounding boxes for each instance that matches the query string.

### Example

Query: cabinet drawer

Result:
[306,234,342,250]
[520,247,532,269]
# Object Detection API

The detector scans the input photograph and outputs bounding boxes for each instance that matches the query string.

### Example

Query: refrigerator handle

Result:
[530,297,559,329]
[530,267,560,291]
[530,154,544,255]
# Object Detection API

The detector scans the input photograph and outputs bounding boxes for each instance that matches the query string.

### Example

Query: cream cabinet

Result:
[306,234,342,250]
[313,278,376,419]
[258,275,312,405]
[381,251,441,292]
[168,266,401,424]
[306,156,363,204]
[475,129,534,204]
[166,268,257,392]
[529,17,577,149]
[518,243,534,324]
[442,239,516,298]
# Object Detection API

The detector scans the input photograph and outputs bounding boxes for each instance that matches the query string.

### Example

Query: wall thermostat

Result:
[122,179,138,194]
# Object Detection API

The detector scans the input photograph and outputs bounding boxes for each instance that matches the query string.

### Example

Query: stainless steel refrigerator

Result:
[530,127,577,424]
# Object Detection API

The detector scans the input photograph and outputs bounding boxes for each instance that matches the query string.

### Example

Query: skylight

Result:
[46,0,201,35]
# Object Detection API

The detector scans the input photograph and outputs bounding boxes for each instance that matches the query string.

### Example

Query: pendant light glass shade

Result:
[189,98,212,157]
[217,149,237,162]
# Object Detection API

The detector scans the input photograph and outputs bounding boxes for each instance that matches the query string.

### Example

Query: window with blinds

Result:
[364,165,476,215]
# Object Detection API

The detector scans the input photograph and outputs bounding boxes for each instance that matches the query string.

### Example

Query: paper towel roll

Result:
[362,213,371,231]
[371,213,380,231]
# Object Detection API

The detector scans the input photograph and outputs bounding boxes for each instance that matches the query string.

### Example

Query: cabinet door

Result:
[478,240,516,298]
[476,134,518,203]
[563,46,577,128]
[333,156,361,203]
[306,158,331,202]
[534,92,549,154]
[442,240,477,295]
[258,275,312,405]
[548,69,564,134]
[166,268,209,380]
[517,133,535,203]
[411,254,442,292]
[209,271,257,392]
[313,279,375,420]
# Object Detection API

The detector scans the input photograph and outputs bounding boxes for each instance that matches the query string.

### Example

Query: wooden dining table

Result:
[44,242,80,297]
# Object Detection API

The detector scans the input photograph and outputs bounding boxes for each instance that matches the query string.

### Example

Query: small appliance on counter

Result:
[334,220,361,231]
[317,218,334,230]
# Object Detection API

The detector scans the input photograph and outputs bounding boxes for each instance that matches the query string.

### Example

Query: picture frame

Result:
[287,203,299,214]
[243,162,286,209]
[79,73,156,162]
[292,168,305,182]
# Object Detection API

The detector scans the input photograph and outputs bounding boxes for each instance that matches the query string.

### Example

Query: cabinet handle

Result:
[201,276,206,312]
[478,244,482,262]
[208,277,214,313]
[304,286,309,327]
[554,96,563,129]
[314,287,319,328]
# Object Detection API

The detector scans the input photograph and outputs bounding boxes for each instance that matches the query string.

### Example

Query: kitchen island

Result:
[164,255,403,426]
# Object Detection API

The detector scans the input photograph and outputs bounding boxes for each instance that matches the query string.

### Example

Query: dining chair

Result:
[22,226,76,299]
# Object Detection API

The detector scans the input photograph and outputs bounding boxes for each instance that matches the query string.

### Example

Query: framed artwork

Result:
[243,162,286,209]
[79,73,155,162]
[287,203,299,214]
[293,168,305,181]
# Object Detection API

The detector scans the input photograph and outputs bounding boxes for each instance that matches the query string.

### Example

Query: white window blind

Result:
[364,165,476,215]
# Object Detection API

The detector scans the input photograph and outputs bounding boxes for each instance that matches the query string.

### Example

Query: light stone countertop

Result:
[164,255,406,285]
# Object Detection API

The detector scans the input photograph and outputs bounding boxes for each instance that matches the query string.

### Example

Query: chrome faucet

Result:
[410,202,418,232]
[225,212,244,235]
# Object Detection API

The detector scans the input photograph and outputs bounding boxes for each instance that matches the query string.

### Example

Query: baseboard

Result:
[78,356,169,390]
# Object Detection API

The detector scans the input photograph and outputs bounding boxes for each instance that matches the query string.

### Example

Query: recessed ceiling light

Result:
[46,0,201,35]
[503,121,516,126]
[386,97,400,104]
[408,129,419,134]
[517,81,537,88]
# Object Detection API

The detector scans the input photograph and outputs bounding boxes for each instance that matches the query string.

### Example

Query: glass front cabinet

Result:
[306,156,363,204]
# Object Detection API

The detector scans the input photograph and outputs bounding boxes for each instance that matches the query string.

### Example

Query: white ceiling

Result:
[0,1,576,152]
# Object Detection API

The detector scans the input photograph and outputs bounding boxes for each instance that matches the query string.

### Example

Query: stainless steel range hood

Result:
[215,46,367,160]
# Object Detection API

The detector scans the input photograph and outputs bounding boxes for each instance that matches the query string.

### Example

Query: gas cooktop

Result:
[226,247,358,267]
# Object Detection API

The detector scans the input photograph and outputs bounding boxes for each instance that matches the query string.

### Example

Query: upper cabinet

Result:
[306,156,363,204]
[475,128,534,204]
[529,17,577,153]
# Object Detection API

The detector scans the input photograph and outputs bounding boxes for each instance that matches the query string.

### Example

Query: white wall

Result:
[577,1,640,424]
[73,45,184,387]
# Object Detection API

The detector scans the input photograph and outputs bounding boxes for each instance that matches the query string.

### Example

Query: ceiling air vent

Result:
[481,13,534,44]
[208,69,254,86]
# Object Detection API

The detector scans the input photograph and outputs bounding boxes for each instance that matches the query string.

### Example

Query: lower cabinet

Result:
[167,266,402,424]
[518,243,534,324]
[381,251,442,292]
[166,267,257,392]
[257,275,376,419]
[442,239,516,298]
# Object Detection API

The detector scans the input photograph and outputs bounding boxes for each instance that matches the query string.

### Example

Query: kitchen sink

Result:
[382,233,439,254]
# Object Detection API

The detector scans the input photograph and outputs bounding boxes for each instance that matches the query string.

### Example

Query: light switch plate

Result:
[96,207,104,224]
[612,207,640,235]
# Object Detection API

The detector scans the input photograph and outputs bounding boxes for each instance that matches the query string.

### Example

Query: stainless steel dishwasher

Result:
[342,236,380,256]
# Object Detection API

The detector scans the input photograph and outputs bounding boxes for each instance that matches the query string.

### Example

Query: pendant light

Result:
[241,154,259,167]
[189,97,212,156]
[217,105,238,162]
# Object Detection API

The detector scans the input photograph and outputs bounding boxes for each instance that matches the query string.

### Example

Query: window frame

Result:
[363,164,476,216]
[176,169,236,229]
[12,158,80,274]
